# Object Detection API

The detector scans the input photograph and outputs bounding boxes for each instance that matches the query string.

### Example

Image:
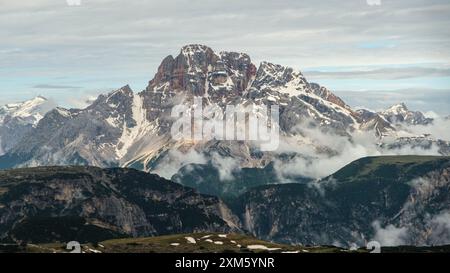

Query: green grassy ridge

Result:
[18,233,348,253]
[328,155,450,183]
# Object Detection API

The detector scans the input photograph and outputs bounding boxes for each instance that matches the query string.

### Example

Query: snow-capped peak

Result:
[252,61,308,96]
[181,44,212,55]
[384,103,409,115]
[0,96,53,125]
[110,85,133,96]
[380,103,433,126]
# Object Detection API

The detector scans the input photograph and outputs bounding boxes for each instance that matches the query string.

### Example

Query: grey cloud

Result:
[33,84,81,89]
[372,221,409,246]
[334,88,450,115]
[1,0,450,71]
[304,67,450,80]
[1,0,450,106]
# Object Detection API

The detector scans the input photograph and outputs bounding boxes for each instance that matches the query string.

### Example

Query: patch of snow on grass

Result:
[185,237,197,244]
[246,245,281,251]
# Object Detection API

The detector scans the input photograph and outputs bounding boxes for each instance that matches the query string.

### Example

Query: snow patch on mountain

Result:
[116,93,156,159]
[0,137,4,156]
[0,96,53,125]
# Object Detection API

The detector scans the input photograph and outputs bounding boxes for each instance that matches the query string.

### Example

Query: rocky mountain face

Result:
[0,45,448,182]
[233,156,450,246]
[380,103,433,126]
[356,109,396,137]
[0,156,448,247]
[0,96,53,156]
[0,166,238,243]
[146,45,256,99]
[356,105,449,154]
[0,86,145,169]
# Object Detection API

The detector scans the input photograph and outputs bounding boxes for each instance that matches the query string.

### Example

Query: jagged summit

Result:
[385,103,409,114]
[180,44,213,54]
[145,44,255,98]
[103,85,134,98]
[0,96,51,123]
[145,44,351,111]
[381,102,433,125]
[251,61,307,95]
[0,96,55,155]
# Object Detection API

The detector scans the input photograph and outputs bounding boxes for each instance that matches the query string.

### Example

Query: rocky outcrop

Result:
[146,44,256,98]
[0,166,239,243]
[233,156,450,246]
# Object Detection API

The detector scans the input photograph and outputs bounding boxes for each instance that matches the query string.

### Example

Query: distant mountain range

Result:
[0,96,54,156]
[0,156,449,247]
[0,45,449,181]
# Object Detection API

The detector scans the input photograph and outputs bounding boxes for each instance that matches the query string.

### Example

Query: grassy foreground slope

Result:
[5,232,450,253]
[9,233,348,253]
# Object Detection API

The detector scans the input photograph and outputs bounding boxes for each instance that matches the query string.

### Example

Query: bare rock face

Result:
[308,83,353,113]
[0,166,238,243]
[0,86,137,169]
[146,44,256,98]
[357,109,396,137]
[234,156,450,246]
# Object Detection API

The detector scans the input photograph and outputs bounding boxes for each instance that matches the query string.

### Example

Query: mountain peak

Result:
[380,103,433,125]
[259,61,304,82]
[4,96,46,108]
[386,103,409,113]
[181,44,213,55]
[34,95,48,102]
[3,96,52,117]
[146,45,253,96]
[251,61,307,96]
[107,85,133,97]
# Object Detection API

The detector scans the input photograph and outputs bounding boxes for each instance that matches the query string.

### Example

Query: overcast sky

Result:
[1,0,449,114]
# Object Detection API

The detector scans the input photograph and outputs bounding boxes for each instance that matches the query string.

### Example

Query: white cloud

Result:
[429,211,450,245]
[272,121,441,180]
[372,221,409,246]
[152,149,207,179]
[211,152,240,182]
[406,117,450,141]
